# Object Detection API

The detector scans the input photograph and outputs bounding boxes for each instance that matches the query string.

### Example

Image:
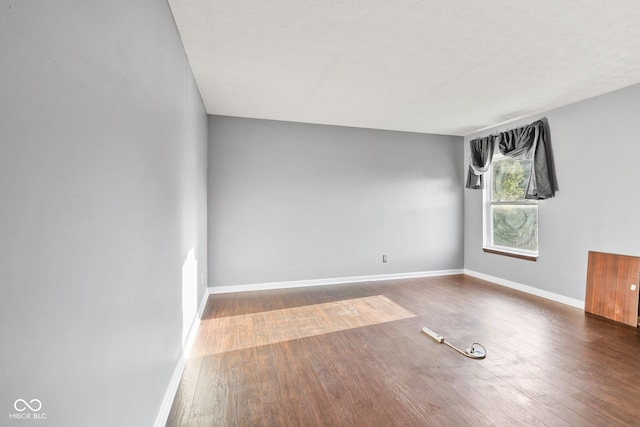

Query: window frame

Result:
[483,152,539,261]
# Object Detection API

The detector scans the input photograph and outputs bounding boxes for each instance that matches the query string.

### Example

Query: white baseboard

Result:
[154,289,210,427]
[207,269,465,294]
[464,269,585,309]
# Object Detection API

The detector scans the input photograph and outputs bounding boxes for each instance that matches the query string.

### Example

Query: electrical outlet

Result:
[382,255,387,263]
[631,284,637,291]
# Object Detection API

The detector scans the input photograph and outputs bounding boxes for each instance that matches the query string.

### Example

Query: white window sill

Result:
[483,247,538,262]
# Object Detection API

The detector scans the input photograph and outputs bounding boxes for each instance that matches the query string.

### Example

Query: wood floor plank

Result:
[270,341,306,402]
[255,345,283,405]
[186,414,218,427]
[303,390,350,427]
[425,402,494,426]
[236,346,263,427]
[284,339,323,396]
[262,399,290,427]
[186,354,225,418]
[284,398,317,427]
[571,389,640,426]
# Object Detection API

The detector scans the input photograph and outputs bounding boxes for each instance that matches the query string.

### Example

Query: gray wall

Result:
[464,82,640,302]
[0,1,208,426]
[208,116,463,288]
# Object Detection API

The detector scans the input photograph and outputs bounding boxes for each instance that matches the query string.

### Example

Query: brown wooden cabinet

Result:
[585,251,640,327]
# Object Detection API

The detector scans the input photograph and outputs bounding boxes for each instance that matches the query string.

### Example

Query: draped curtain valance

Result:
[465,119,556,200]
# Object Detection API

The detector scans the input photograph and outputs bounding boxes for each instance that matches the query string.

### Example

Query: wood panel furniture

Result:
[585,251,640,327]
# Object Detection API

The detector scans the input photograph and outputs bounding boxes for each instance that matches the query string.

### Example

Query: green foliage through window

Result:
[492,157,531,201]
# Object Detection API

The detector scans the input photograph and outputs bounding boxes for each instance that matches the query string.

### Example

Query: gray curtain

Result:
[466,119,556,199]
[496,120,555,199]
[465,135,495,190]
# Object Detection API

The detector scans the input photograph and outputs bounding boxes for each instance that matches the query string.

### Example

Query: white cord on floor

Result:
[422,326,487,359]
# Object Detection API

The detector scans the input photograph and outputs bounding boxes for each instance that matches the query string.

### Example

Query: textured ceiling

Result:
[168,0,640,136]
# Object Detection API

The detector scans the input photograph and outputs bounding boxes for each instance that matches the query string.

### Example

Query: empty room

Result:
[3,1,640,426]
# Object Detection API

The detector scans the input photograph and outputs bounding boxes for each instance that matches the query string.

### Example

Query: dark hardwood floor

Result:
[166,274,640,426]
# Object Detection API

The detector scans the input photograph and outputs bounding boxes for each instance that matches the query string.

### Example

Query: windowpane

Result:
[492,157,532,201]
[491,205,538,251]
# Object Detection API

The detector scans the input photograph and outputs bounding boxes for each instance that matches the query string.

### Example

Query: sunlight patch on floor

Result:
[191,295,415,357]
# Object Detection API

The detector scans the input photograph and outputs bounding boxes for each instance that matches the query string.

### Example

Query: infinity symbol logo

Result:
[14,399,42,412]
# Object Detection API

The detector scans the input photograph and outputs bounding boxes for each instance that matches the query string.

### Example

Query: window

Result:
[484,154,538,260]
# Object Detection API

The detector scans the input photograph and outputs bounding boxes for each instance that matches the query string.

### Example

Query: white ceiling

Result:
[168,0,640,136]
